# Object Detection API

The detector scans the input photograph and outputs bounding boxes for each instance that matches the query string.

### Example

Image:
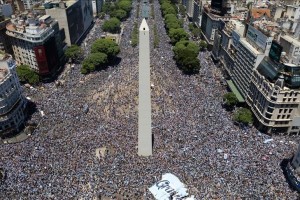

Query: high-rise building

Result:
[0,53,27,137]
[6,14,66,78]
[218,20,300,134]
[45,0,93,46]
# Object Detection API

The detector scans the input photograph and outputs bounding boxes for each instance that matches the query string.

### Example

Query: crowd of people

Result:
[0,0,300,199]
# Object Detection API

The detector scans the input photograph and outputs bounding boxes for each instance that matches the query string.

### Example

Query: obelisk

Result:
[138,18,152,156]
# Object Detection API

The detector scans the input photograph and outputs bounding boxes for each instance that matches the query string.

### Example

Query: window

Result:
[282,115,286,119]
[277,115,280,119]
[279,109,283,113]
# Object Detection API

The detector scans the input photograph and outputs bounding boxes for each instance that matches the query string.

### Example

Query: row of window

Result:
[277,114,291,119]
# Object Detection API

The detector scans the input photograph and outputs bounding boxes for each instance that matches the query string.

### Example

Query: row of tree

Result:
[101,0,133,33]
[160,0,200,74]
[131,22,138,47]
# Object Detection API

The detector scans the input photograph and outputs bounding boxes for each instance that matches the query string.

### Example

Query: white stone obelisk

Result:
[138,18,152,156]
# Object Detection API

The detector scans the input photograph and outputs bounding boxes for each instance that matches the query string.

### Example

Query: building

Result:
[0,15,13,55]
[0,3,13,18]
[211,0,236,16]
[45,0,93,46]
[217,18,300,134]
[92,0,103,16]
[6,14,66,78]
[0,53,27,137]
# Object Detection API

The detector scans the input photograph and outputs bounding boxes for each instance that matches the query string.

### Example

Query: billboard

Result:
[246,25,271,51]
[269,41,283,62]
[34,46,49,75]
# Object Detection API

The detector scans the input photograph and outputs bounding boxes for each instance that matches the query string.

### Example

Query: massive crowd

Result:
[0,1,300,199]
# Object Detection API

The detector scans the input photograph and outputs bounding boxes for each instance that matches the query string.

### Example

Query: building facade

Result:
[0,15,13,55]
[6,14,65,78]
[0,53,26,137]
[45,0,93,46]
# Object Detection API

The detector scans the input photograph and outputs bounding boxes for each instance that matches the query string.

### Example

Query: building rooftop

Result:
[281,34,300,47]
[251,8,271,19]
[6,14,55,42]
[240,38,263,56]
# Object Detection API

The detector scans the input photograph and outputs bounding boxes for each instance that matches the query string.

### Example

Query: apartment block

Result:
[45,0,93,46]
[0,53,26,137]
[6,14,65,78]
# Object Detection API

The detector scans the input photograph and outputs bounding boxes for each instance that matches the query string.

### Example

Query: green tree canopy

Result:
[164,14,178,21]
[91,38,120,58]
[162,6,177,16]
[65,45,82,62]
[199,40,208,50]
[173,40,200,57]
[233,108,253,125]
[179,4,185,16]
[110,9,127,21]
[166,20,181,30]
[168,28,189,44]
[16,65,39,85]
[223,92,239,107]
[117,0,132,13]
[174,48,200,74]
[81,52,108,74]
[191,27,201,38]
[102,17,121,33]
[98,12,105,19]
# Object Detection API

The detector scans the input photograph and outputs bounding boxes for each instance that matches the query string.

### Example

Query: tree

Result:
[81,52,108,74]
[117,0,132,13]
[91,39,120,58]
[223,92,239,107]
[111,9,127,21]
[173,41,200,74]
[65,45,82,62]
[175,48,200,74]
[16,65,39,85]
[199,40,208,51]
[162,6,177,16]
[98,12,105,19]
[191,27,201,38]
[168,28,189,44]
[102,17,121,33]
[173,40,199,57]
[178,4,185,16]
[166,20,181,30]
[164,14,178,21]
[233,108,253,125]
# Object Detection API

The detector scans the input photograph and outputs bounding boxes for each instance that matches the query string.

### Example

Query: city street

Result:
[0,0,300,199]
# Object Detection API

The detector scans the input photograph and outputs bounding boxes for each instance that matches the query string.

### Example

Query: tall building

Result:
[6,14,66,78]
[0,53,27,137]
[211,0,235,16]
[218,19,300,134]
[45,0,93,46]
[138,19,152,156]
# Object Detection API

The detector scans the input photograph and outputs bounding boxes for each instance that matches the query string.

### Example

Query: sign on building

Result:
[246,25,272,51]
[149,173,195,200]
